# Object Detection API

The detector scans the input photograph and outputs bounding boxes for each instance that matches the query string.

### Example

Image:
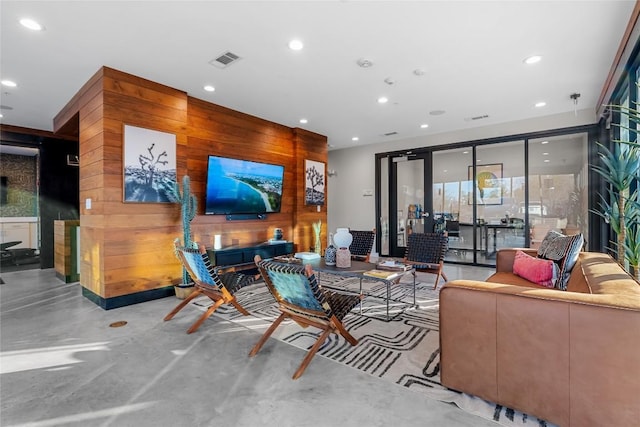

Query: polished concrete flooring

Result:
[0,264,497,427]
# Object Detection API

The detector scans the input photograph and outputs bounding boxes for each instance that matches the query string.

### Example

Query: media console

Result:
[207,241,294,267]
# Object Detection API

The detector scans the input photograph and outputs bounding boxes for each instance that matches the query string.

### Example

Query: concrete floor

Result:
[0,265,497,427]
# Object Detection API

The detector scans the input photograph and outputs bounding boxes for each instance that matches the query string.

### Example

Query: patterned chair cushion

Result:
[537,231,584,290]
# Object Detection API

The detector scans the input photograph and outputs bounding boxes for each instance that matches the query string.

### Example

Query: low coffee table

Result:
[274,256,415,321]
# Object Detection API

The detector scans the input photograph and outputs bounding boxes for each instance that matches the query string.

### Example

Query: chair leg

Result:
[292,328,332,380]
[230,297,250,316]
[432,264,448,290]
[332,318,358,346]
[186,298,225,334]
[163,289,202,321]
[249,312,287,357]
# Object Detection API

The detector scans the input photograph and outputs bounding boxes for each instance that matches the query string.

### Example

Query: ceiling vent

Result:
[383,131,398,137]
[209,51,242,69]
[464,114,489,122]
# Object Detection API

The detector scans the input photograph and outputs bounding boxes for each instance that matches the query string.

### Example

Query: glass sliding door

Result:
[474,141,526,265]
[528,134,589,249]
[432,147,476,263]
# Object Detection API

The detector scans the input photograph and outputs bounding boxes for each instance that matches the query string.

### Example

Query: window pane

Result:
[529,134,589,249]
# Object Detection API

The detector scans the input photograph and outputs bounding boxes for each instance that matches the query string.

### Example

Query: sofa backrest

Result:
[565,254,590,293]
[577,252,640,298]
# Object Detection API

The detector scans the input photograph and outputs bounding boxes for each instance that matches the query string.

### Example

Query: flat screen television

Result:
[205,155,285,215]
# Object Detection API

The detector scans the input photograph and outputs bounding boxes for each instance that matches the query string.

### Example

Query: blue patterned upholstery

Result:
[164,240,252,334]
[265,269,325,312]
[251,257,362,379]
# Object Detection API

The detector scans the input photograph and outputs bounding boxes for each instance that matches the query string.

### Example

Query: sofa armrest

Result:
[495,248,538,272]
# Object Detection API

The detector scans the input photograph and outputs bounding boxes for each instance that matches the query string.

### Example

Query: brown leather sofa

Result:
[440,249,640,427]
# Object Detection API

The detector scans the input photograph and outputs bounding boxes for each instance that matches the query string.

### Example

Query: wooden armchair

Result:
[164,239,253,334]
[403,232,449,289]
[250,256,363,379]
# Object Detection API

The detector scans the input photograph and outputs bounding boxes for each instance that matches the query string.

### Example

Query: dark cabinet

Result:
[207,242,294,267]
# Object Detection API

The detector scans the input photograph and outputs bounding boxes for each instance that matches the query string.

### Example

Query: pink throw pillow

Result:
[513,250,556,288]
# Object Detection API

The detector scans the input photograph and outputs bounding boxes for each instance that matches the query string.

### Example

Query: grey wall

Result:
[327,109,596,247]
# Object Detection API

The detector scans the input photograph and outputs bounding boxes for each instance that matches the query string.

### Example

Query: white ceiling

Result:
[0,1,635,150]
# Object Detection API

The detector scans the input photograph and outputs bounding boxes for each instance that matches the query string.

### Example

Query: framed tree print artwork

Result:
[123,124,177,203]
[468,163,503,205]
[305,159,325,205]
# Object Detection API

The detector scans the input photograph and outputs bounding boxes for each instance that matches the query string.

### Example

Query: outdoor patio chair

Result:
[164,239,253,334]
[403,232,449,289]
[250,255,363,379]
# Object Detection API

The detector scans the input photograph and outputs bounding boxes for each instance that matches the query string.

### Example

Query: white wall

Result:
[327,109,596,235]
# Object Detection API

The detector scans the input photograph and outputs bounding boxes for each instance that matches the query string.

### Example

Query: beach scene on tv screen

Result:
[206,156,284,214]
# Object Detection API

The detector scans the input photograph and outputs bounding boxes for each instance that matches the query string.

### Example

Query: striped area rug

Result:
[194,273,555,427]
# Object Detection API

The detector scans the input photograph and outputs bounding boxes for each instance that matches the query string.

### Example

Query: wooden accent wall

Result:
[54,220,80,282]
[53,66,327,306]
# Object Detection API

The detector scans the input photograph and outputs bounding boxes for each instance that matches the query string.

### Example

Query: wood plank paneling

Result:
[58,66,326,304]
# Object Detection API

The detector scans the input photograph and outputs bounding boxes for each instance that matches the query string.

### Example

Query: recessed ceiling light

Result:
[203,85,215,92]
[463,151,469,154]
[524,55,542,65]
[541,140,549,144]
[1,80,17,87]
[377,97,388,104]
[544,159,550,163]
[420,124,429,129]
[535,101,546,108]
[543,152,549,156]
[0,113,3,118]
[443,169,448,173]
[299,118,308,124]
[288,39,304,50]
[357,58,373,68]
[20,18,43,31]
[352,137,359,142]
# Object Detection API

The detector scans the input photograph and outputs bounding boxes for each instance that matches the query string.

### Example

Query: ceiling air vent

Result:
[383,131,398,137]
[209,51,242,69]
[464,114,489,122]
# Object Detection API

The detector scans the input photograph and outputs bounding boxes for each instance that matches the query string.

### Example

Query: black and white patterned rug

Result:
[194,273,555,427]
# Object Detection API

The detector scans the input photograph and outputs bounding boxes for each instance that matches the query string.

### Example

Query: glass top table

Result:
[272,256,416,321]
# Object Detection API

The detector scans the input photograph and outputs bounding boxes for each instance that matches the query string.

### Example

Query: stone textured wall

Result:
[0,153,38,217]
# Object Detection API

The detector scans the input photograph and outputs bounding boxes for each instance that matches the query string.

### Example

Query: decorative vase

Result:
[334,228,352,268]
[333,228,353,248]
[325,232,337,265]
[312,220,322,255]
[274,228,283,240]
[336,247,351,268]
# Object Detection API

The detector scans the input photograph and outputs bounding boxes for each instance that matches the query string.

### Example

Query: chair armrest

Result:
[495,248,538,273]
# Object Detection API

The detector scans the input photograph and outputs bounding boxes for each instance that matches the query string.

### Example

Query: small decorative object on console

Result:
[334,227,352,268]
[325,232,337,265]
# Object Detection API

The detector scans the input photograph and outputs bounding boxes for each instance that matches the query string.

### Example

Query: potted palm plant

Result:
[168,175,198,298]
[593,95,640,279]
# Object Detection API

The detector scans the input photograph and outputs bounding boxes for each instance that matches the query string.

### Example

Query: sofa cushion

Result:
[513,250,558,287]
[537,231,584,290]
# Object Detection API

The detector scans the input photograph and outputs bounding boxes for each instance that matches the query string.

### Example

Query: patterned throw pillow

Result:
[537,231,584,290]
[513,250,558,288]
